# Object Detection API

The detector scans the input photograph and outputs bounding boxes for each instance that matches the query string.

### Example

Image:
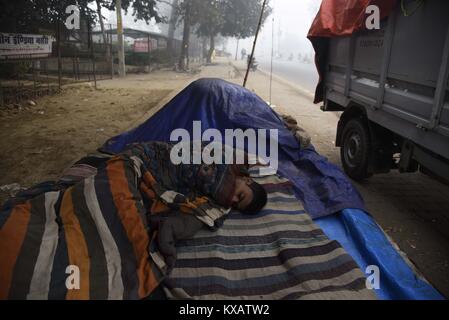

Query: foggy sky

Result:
[93,0,322,58]
[230,0,322,61]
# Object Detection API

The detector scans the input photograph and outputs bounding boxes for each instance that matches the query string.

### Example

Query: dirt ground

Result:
[0,63,240,205]
[0,84,170,204]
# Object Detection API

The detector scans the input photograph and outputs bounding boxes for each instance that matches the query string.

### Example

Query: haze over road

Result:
[257,58,319,94]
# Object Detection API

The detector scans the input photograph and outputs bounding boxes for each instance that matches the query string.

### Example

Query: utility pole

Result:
[116,0,126,77]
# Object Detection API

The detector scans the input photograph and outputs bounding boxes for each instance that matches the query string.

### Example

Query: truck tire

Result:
[340,118,373,181]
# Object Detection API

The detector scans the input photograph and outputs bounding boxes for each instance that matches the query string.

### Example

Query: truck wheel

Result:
[340,118,373,181]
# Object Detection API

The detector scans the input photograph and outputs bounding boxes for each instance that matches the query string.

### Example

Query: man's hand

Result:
[149,212,203,272]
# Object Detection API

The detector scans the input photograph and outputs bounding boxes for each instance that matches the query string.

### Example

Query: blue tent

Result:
[102,78,444,300]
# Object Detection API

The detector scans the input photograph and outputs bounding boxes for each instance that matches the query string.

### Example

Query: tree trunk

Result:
[207,35,215,63]
[201,37,208,61]
[116,0,126,77]
[167,0,179,53]
[96,0,111,63]
[179,0,191,71]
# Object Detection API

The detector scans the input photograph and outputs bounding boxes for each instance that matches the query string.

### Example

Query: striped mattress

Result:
[163,174,377,300]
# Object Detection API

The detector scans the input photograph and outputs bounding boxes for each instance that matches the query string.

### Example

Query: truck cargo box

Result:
[310,0,449,181]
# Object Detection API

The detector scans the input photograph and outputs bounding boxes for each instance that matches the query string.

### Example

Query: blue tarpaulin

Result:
[316,209,444,300]
[101,78,444,300]
[102,78,365,220]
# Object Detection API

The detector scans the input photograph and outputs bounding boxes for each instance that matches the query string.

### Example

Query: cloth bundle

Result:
[279,113,312,149]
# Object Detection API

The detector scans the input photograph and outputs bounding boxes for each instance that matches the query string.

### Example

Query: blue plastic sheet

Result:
[101,78,444,300]
[316,209,444,300]
[102,78,365,219]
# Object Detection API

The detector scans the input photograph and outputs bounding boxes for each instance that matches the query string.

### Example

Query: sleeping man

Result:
[121,141,268,272]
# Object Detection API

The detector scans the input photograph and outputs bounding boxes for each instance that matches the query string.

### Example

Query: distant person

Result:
[210,48,216,62]
[241,48,247,60]
[247,55,258,71]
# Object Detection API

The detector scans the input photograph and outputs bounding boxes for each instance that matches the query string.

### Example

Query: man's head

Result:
[231,177,267,214]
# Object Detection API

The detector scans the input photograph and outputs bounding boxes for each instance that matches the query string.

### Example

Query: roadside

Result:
[0,85,170,204]
[230,58,449,298]
[0,62,241,205]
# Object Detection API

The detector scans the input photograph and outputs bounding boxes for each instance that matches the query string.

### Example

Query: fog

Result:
[181,0,323,92]
[95,0,322,59]
[225,0,322,93]
[228,0,321,61]
[93,0,322,92]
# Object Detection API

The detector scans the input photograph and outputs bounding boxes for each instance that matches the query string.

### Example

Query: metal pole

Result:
[76,57,80,81]
[243,0,268,88]
[109,24,114,79]
[57,16,62,90]
[44,59,50,94]
[88,15,97,89]
[16,66,20,104]
[92,44,97,88]
[116,0,126,77]
[430,23,449,129]
[73,45,77,81]
[148,35,151,72]
[32,60,37,99]
[0,78,4,107]
[72,57,76,81]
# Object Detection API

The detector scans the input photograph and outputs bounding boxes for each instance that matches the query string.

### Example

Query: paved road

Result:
[257,58,319,94]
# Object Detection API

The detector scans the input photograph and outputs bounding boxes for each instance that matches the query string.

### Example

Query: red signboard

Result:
[133,38,158,53]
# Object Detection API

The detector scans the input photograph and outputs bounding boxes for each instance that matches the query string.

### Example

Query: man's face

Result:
[231,177,254,211]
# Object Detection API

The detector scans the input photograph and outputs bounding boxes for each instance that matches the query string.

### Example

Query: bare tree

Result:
[116,0,126,77]
[167,0,180,51]
[178,0,192,70]
[95,0,111,63]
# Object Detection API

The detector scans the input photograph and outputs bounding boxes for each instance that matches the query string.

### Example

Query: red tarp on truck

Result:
[308,0,397,103]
